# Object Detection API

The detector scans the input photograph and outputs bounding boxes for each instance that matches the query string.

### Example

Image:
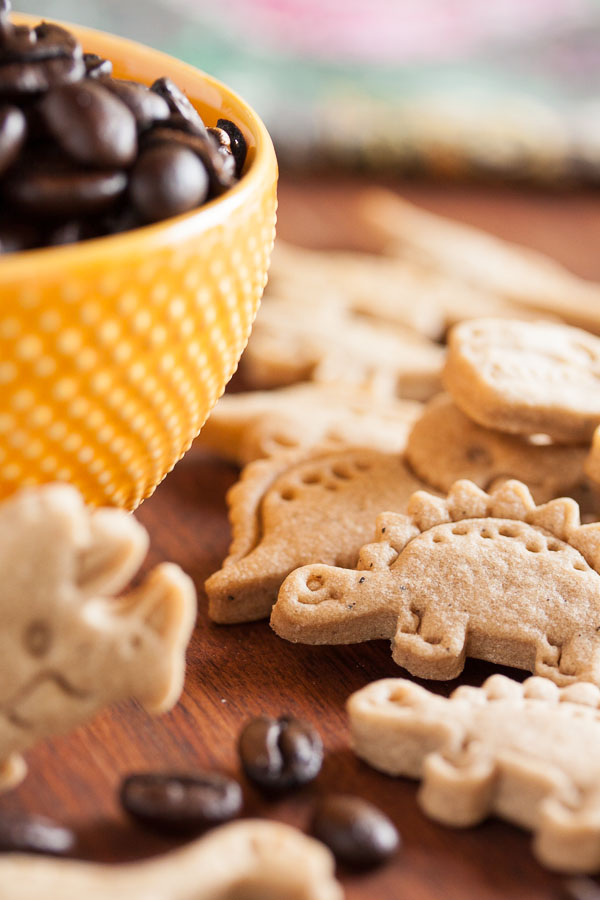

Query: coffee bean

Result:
[129,143,209,223]
[5,161,127,217]
[151,76,206,135]
[0,812,76,855]
[0,219,38,253]
[84,52,112,79]
[311,795,400,868]
[101,77,170,130]
[207,126,231,151]
[1,22,81,64]
[0,103,25,174]
[238,715,323,792]
[0,53,85,96]
[217,117,247,177]
[142,125,235,195]
[120,772,243,834]
[39,80,137,167]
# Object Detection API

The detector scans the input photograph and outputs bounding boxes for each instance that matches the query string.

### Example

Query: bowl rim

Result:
[0,13,277,276]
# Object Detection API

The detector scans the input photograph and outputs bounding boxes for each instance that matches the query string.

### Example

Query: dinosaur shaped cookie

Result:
[272,479,600,685]
[0,819,342,900]
[199,382,422,465]
[0,483,196,790]
[348,674,600,873]
[205,446,426,623]
[406,393,588,503]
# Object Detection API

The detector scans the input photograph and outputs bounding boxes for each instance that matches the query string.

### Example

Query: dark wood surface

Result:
[5,177,600,899]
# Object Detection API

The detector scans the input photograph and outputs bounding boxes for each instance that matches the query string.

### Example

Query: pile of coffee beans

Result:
[0,0,247,253]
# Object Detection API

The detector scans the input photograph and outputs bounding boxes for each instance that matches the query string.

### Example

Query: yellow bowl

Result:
[0,16,278,510]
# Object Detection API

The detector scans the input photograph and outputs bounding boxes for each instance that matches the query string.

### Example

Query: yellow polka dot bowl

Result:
[0,17,278,510]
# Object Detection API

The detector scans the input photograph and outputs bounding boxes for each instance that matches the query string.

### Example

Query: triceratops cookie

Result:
[205,446,426,624]
[444,318,600,443]
[348,674,600,873]
[272,479,600,685]
[0,483,196,790]
[241,294,444,401]
[0,819,342,900]
[199,382,422,465]
[406,393,588,503]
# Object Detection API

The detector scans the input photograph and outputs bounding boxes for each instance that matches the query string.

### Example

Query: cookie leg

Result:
[536,795,600,873]
[392,605,468,680]
[419,749,496,827]
[0,753,27,792]
[271,564,400,644]
[558,633,600,687]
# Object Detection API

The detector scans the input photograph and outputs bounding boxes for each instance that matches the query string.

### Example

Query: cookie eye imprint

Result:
[23,620,52,658]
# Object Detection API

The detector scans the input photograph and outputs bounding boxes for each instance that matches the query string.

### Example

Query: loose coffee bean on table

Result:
[0,1,248,253]
[310,794,400,868]
[120,772,243,834]
[0,811,76,856]
[238,714,324,792]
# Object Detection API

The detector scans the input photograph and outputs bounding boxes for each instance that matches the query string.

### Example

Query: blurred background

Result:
[19,0,600,186]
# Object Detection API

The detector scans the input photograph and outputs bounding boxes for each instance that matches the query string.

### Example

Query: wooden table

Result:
[5,177,600,899]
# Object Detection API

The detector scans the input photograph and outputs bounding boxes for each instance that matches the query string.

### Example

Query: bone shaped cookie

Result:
[0,819,342,900]
[406,393,588,504]
[205,446,426,623]
[199,381,422,465]
[272,479,600,685]
[0,483,196,791]
[444,318,600,443]
[348,674,600,873]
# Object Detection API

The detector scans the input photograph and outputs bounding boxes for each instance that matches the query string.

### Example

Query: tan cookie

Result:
[348,674,600,873]
[205,447,426,624]
[241,295,444,401]
[0,819,342,900]
[199,382,422,465]
[585,427,600,490]
[0,483,196,791]
[406,393,588,503]
[444,318,600,443]
[358,188,600,334]
[273,479,600,685]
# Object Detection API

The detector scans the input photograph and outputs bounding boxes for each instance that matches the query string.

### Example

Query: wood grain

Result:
[4,178,600,899]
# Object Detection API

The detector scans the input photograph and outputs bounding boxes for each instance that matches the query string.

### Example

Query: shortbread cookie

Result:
[358,188,600,334]
[199,382,422,465]
[206,447,425,624]
[585,427,600,491]
[272,479,600,685]
[0,819,342,900]
[406,393,587,503]
[241,295,444,401]
[444,318,600,443]
[0,483,196,791]
[348,674,600,873]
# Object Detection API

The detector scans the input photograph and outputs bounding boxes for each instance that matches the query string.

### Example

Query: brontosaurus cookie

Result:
[272,479,600,685]
[240,295,444,401]
[444,318,600,443]
[406,393,588,503]
[0,819,342,900]
[205,447,426,624]
[199,382,422,465]
[0,483,196,791]
[348,674,600,873]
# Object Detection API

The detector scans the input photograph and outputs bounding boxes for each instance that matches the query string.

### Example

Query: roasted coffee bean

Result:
[217,117,247,177]
[84,52,112,79]
[0,812,75,855]
[5,162,127,217]
[120,772,243,834]
[151,76,206,135]
[0,53,85,95]
[101,77,170,130]
[1,22,81,64]
[311,795,400,868]
[39,80,137,167]
[238,715,323,792]
[142,125,235,194]
[0,219,38,253]
[0,103,25,173]
[129,143,209,222]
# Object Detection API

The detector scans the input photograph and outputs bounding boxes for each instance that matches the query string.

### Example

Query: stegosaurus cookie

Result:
[272,479,600,685]
[205,447,426,624]
[348,674,600,873]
